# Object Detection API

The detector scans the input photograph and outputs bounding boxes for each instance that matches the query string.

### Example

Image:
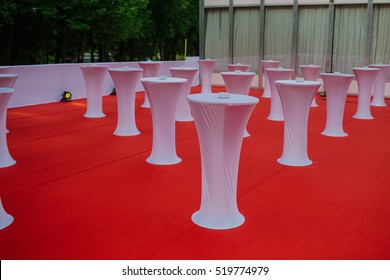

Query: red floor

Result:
[1,86,390,260]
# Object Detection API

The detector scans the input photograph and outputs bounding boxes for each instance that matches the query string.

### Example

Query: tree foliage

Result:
[0,0,199,65]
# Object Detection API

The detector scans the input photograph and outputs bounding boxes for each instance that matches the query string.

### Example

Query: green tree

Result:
[0,0,199,65]
[148,0,198,61]
[0,0,18,65]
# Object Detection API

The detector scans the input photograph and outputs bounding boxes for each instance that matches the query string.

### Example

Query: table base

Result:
[311,97,318,107]
[84,112,106,118]
[0,201,14,230]
[371,100,387,107]
[262,89,271,98]
[267,116,283,121]
[277,156,312,167]
[353,112,374,120]
[146,155,182,165]
[114,129,140,137]
[141,95,151,108]
[0,156,16,168]
[321,130,348,138]
[192,210,245,230]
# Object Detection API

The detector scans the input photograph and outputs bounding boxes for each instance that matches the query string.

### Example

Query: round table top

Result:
[138,61,162,65]
[108,67,143,72]
[369,64,390,68]
[187,93,259,106]
[266,68,293,72]
[80,64,108,69]
[320,72,355,78]
[275,80,321,87]
[141,77,187,84]
[221,71,256,76]
[169,67,198,71]
[0,87,14,95]
[0,74,19,78]
[228,63,250,67]
[261,60,280,63]
[353,67,380,71]
[199,59,216,62]
[300,64,322,68]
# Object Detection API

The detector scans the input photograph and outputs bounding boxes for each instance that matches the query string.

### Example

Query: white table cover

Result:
[369,64,390,107]
[221,71,256,137]
[80,64,108,118]
[169,67,198,121]
[0,88,16,168]
[188,93,259,230]
[227,64,251,72]
[352,67,380,120]
[108,67,143,136]
[141,77,187,165]
[300,65,322,107]
[198,59,216,93]
[275,80,321,166]
[261,60,280,98]
[0,67,10,74]
[0,74,18,133]
[0,197,13,230]
[320,73,354,137]
[138,61,162,108]
[266,68,293,121]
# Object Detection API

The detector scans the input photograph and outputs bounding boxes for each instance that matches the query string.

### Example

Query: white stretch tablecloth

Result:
[138,61,161,108]
[108,67,143,136]
[266,68,293,121]
[227,64,251,72]
[221,71,256,137]
[80,64,108,118]
[188,93,259,229]
[141,77,187,165]
[0,197,13,230]
[320,73,354,137]
[0,74,18,87]
[0,67,10,74]
[369,64,390,107]
[353,67,380,120]
[169,67,198,121]
[0,74,18,133]
[261,60,280,98]
[275,80,321,166]
[300,65,322,107]
[198,59,216,93]
[0,88,16,168]
[0,86,14,227]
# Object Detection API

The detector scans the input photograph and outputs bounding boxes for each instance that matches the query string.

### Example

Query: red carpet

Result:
[0,86,389,260]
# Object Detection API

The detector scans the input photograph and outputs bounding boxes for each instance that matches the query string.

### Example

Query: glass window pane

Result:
[264,6,293,68]
[371,4,390,67]
[297,6,328,74]
[233,7,261,72]
[205,8,230,72]
[332,4,367,74]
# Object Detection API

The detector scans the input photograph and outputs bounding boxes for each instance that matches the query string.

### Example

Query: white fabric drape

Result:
[205,8,230,72]
[371,4,390,70]
[296,6,328,75]
[204,3,389,78]
[264,6,294,68]
[233,7,261,72]
[332,4,367,74]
